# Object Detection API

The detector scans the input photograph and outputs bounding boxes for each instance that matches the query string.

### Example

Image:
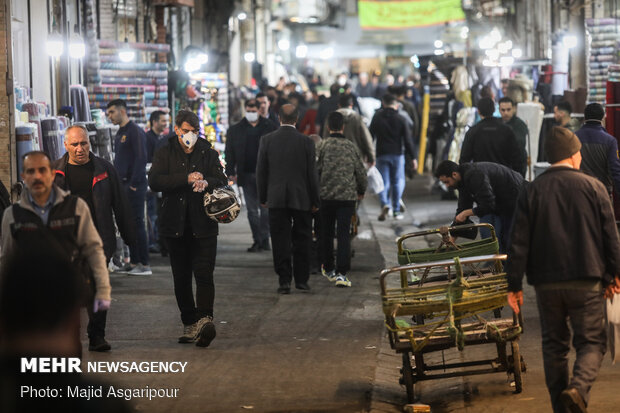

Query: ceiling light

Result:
[46,32,64,57]
[295,45,308,58]
[244,52,255,62]
[320,47,334,60]
[512,48,523,58]
[434,49,445,56]
[237,12,247,20]
[278,39,290,51]
[563,35,578,49]
[434,40,443,48]
[118,38,136,62]
[500,56,514,66]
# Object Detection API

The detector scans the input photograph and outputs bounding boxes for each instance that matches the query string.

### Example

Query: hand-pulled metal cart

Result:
[397,223,502,287]
[380,255,525,403]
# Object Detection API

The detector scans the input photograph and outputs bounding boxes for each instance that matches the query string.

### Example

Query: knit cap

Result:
[545,126,582,163]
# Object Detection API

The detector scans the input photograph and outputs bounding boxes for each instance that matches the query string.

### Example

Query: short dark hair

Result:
[279,104,299,125]
[256,92,267,100]
[175,109,200,130]
[382,93,397,106]
[338,94,354,108]
[327,111,345,131]
[329,83,340,96]
[106,99,127,109]
[498,97,515,106]
[22,151,52,172]
[434,160,460,178]
[149,110,166,125]
[0,252,80,339]
[480,86,494,100]
[584,103,605,120]
[387,85,406,97]
[245,98,258,109]
[555,101,572,114]
[477,97,496,118]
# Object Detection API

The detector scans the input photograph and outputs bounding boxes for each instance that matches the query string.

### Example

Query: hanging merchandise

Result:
[21,102,45,150]
[516,103,544,181]
[174,72,229,145]
[40,118,63,160]
[586,19,620,104]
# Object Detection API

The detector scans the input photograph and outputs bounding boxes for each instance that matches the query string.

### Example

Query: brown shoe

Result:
[378,205,390,221]
[560,387,587,413]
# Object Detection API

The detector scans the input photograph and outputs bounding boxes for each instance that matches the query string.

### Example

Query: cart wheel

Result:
[400,352,415,403]
[511,341,523,394]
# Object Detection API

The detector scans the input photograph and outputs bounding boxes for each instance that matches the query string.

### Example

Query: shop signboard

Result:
[358,0,465,29]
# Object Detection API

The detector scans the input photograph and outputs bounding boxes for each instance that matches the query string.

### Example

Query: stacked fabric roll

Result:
[586,18,620,103]
[16,126,35,173]
[40,118,64,161]
[21,102,45,150]
[87,85,146,124]
[70,85,93,122]
[87,40,171,128]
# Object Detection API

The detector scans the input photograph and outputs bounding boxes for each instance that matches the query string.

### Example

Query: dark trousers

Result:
[166,233,217,326]
[268,208,312,286]
[535,286,607,412]
[125,182,149,265]
[479,212,515,254]
[319,201,355,274]
[86,306,107,340]
[242,174,270,245]
[146,191,158,248]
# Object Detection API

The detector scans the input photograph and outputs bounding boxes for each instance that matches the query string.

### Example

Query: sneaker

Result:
[378,205,390,221]
[195,316,216,348]
[178,323,198,343]
[112,263,133,273]
[335,274,352,288]
[88,336,111,352]
[399,199,407,213]
[321,266,337,282]
[393,212,404,220]
[127,264,152,276]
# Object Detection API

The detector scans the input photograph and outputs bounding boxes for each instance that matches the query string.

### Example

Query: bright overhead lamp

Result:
[512,48,523,58]
[244,52,255,62]
[118,38,136,62]
[563,35,578,49]
[434,40,443,48]
[320,47,334,60]
[434,49,445,56]
[46,32,64,57]
[278,39,290,51]
[500,56,515,66]
[237,12,247,20]
[295,45,308,58]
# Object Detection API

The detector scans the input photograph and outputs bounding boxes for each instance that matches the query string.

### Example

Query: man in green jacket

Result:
[317,112,367,287]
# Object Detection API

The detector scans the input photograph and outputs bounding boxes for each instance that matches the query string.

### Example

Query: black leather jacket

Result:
[148,136,228,238]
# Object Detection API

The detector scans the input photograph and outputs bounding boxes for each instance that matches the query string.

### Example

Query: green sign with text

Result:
[358,0,465,29]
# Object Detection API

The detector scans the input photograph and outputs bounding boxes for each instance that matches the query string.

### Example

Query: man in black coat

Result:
[256,104,320,294]
[507,127,620,413]
[225,99,277,252]
[460,97,522,173]
[148,110,228,347]
[435,160,525,253]
[53,125,136,352]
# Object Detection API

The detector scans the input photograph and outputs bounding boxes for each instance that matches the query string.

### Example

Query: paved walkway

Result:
[80,175,620,412]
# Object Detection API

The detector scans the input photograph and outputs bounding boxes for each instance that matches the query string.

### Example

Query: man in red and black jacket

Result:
[53,125,136,352]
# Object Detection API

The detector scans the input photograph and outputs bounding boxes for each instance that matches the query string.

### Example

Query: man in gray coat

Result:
[257,104,320,294]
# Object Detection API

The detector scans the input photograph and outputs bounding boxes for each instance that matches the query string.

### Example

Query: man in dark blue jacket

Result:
[53,125,136,352]
[225,99,277,252]
[575,103,620,199]
[106,99,150,275]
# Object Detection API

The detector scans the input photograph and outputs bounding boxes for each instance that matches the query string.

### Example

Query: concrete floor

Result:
[80,175,620,412]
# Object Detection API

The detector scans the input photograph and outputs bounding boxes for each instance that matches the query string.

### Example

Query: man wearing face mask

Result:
[149,110,228,347]
[225,99,277,252]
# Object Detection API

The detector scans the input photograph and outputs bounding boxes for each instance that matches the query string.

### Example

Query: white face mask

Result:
[338,77,347,86]
[245,112,259,123]
[182,131,198,148]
